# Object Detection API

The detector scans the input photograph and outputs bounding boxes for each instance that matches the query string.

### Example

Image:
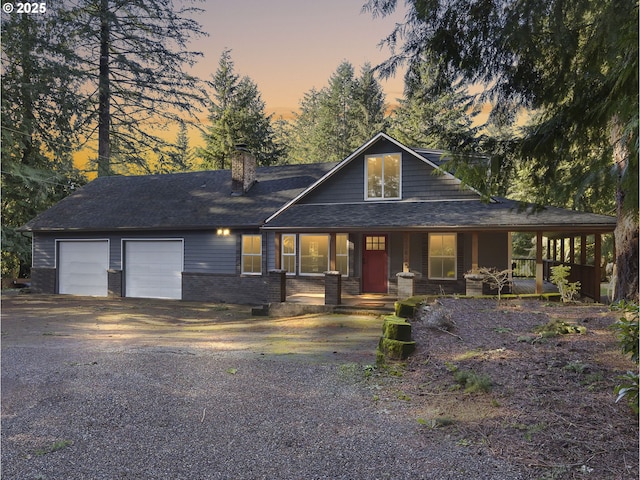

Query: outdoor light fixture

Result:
[216,228,230,236]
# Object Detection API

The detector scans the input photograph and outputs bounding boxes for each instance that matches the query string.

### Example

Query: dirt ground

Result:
[2,293,638,479]
[0,293,382,363]
[377,297,639,480]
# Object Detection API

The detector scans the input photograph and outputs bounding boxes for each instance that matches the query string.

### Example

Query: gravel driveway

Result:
[2,294,530,479]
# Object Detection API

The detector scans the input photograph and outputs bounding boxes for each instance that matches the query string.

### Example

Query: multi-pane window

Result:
[241,235,262,274]
[282,234,296,275]
[428,233,457,279]
[366,153,401,200]
[365,235,386,251]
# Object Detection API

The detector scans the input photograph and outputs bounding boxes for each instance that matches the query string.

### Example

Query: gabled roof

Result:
[22,133,617,234]
[22,162,336,232]
[264,132,487,225]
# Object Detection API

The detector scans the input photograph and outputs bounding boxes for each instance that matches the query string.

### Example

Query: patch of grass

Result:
[512,422,546,442]
[417,416,455,428]
[454,349,484,361]
[35,440,73,456]
[396,390,411,401]
[563,360,589,374]
[493,326,513,334]
[453,369,493,393]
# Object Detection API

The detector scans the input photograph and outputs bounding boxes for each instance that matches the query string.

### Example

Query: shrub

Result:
[550,265,581,303]
[610,301,639,414]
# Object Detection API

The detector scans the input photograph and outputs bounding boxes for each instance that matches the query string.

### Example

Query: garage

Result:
[58,240,109,296]
[124,240,183,299]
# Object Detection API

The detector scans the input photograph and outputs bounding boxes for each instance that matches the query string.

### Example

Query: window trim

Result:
[241,234,262,275]
[336,233,349,277]
[364,153,402,201]
[428,233,457,280]
[281,234,297,276]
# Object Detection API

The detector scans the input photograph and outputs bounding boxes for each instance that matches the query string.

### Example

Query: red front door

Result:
[362,235,388,293]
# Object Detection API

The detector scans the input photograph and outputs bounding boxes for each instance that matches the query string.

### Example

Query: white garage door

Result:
[125,240,183,299]
[58,240,109,296]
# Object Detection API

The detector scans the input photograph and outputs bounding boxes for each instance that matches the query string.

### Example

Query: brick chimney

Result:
[231,145,256,196]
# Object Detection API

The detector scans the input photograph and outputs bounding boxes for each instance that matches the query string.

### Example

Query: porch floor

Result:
[286,279,560,307]
[287,293,397,308]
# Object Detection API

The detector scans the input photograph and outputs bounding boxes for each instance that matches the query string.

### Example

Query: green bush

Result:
[610,301,639,414]
[550,264,581,303]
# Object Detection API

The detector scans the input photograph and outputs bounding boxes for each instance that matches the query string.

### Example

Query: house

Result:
[22,133,617,304]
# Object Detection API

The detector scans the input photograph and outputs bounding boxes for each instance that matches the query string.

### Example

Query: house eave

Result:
[24,224,263,234]
[260,224,616,234]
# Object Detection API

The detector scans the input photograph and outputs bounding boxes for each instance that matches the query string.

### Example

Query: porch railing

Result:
[512,258,536,277]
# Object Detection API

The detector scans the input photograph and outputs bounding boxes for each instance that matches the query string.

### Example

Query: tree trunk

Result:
[611,117,639,302]
[97,0,110,177]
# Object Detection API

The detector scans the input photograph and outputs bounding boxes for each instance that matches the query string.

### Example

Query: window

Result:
[428,233,457,279]
[300,234,329,275]
[282,234,296,275]
[366,153,401,200]
[336,234,349,275]
[293,234,349,276]
[365,235,386,251]
[241,235,262,274]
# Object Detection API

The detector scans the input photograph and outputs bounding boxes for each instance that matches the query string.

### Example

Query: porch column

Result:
[560,237,565,264]
[507,232,513,285]
[402,232,410,272]
[329,232,337,271]
[594,233,602,302]
[580,234,587,290]
[471,232,479,271]
[274,233,282,270]
[536,231,543,294]
[324,271,341,305]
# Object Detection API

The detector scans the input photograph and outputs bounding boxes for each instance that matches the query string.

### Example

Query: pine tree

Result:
[1,11,86,277]
[289,61,388,164]
[365,0,638,300]
[199,50,283,169]
[61,0,207,176]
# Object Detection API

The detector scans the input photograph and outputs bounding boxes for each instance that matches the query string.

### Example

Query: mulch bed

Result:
[377,298,638,480]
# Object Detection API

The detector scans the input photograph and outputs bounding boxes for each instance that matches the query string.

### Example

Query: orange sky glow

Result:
[191,0,408,115]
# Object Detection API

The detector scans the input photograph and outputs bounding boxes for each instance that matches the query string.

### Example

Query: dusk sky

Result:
[191,0,408,116]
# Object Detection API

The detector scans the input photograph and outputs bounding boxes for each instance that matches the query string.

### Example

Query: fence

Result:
[512,258,536,277]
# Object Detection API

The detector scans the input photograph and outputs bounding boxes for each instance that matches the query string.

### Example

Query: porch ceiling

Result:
[262,198,616,233]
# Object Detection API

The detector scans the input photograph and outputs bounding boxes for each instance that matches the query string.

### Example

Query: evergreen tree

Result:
[199,50,283,169]
[365,0,638,300]
[1,11,86,277]
[289,61,387,164]
[389,61,475,149]
[62,0,207,176]
[353,63,388,144]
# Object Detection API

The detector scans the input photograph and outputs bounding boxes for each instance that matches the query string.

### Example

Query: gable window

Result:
[428,233,457,280]
[241,235,262,274]
[282,234,296,275]
[365,153,401,200]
